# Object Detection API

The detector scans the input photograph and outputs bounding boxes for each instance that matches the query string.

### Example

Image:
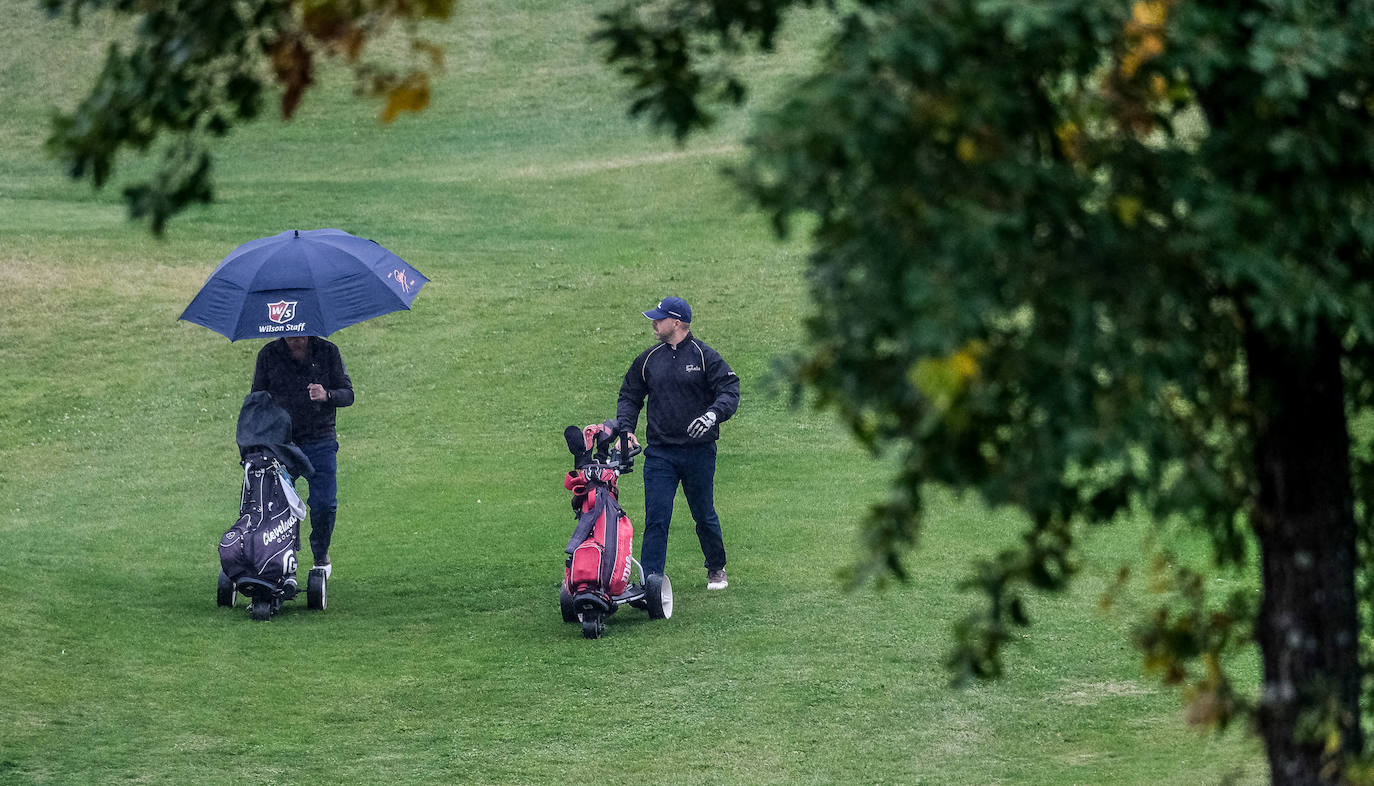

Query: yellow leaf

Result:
[1139,33,1165,58]
[1120,52,1142,79]
[380,73,430,124]
[956,136,978,163]
[1131,0,1168,28]
[950,345,981,379]
[1121,0,1171,79]
[1055,121,1081,162]
[910,340,985,404]
[1113,195,1143,227]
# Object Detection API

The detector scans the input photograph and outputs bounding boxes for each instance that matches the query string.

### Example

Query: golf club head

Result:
[564,425,593,468]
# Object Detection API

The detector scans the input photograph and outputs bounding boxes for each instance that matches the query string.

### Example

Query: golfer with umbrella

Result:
[250,335,352,576]
[181,228,428,577]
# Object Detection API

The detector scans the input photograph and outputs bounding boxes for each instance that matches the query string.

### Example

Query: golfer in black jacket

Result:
[617,297,740,590]
[251,335,354,577]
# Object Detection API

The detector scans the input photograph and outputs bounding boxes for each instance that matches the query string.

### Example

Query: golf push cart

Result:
[215,391,328,621]
[216,451,329,620]
[559,423,673,638]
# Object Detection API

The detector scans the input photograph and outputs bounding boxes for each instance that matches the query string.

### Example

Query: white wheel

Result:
[646,573,673,620]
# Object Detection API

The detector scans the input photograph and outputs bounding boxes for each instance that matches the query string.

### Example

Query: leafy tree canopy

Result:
[47,0,1374,780]
[44,0,453,233]
[596,0,1374,782]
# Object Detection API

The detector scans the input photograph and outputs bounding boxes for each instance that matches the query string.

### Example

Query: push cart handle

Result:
[617,432,642,472]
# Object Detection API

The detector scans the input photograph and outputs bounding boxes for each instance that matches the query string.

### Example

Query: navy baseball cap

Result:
[643,296,692,322]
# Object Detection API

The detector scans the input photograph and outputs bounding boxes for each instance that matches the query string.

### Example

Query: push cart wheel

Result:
[581,614,604,639]
[559,583,577,623]
[307,568,327,611]
[216,570,237,608]
[250,598,272,621]
[646,573,673,620]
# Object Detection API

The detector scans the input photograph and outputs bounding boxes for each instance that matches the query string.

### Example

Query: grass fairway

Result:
[0,1,1266,783]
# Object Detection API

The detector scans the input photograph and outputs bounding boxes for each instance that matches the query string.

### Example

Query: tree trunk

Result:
[1247,321,1363,785]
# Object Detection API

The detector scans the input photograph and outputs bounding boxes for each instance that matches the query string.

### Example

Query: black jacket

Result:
[250,337,354,443]
[616,333,739,446]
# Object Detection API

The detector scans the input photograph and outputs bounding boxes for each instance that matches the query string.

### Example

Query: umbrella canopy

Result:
[180,228,429,341]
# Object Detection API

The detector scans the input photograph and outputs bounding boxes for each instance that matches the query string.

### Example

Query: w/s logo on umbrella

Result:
[267,300,297,324]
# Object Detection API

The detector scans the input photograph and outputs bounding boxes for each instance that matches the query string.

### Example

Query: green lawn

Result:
[0,1,1265,783]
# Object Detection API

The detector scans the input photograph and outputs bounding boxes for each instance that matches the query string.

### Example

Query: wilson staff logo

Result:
[267,300,297,324]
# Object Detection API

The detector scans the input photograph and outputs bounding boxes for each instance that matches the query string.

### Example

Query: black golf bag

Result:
[216,391,328,620]
[219,451,303,593]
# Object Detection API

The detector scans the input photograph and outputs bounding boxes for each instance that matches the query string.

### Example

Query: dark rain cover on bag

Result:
[219,452,301,586]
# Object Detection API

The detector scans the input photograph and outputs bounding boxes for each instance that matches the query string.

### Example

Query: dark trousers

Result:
[294,438,339,563]
[640,442,726,577]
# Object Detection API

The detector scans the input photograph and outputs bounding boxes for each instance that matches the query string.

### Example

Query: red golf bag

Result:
[564,465,633,599]
[559,422,672,638]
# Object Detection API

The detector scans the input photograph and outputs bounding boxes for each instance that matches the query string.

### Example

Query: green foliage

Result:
[722,0,1268,676]
[593,0,825,140]
[43,0,455,233]
[0,2,1268,780]
[596,0,1374,779]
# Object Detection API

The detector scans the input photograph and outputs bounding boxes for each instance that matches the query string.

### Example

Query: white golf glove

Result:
[687,411,717,438]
